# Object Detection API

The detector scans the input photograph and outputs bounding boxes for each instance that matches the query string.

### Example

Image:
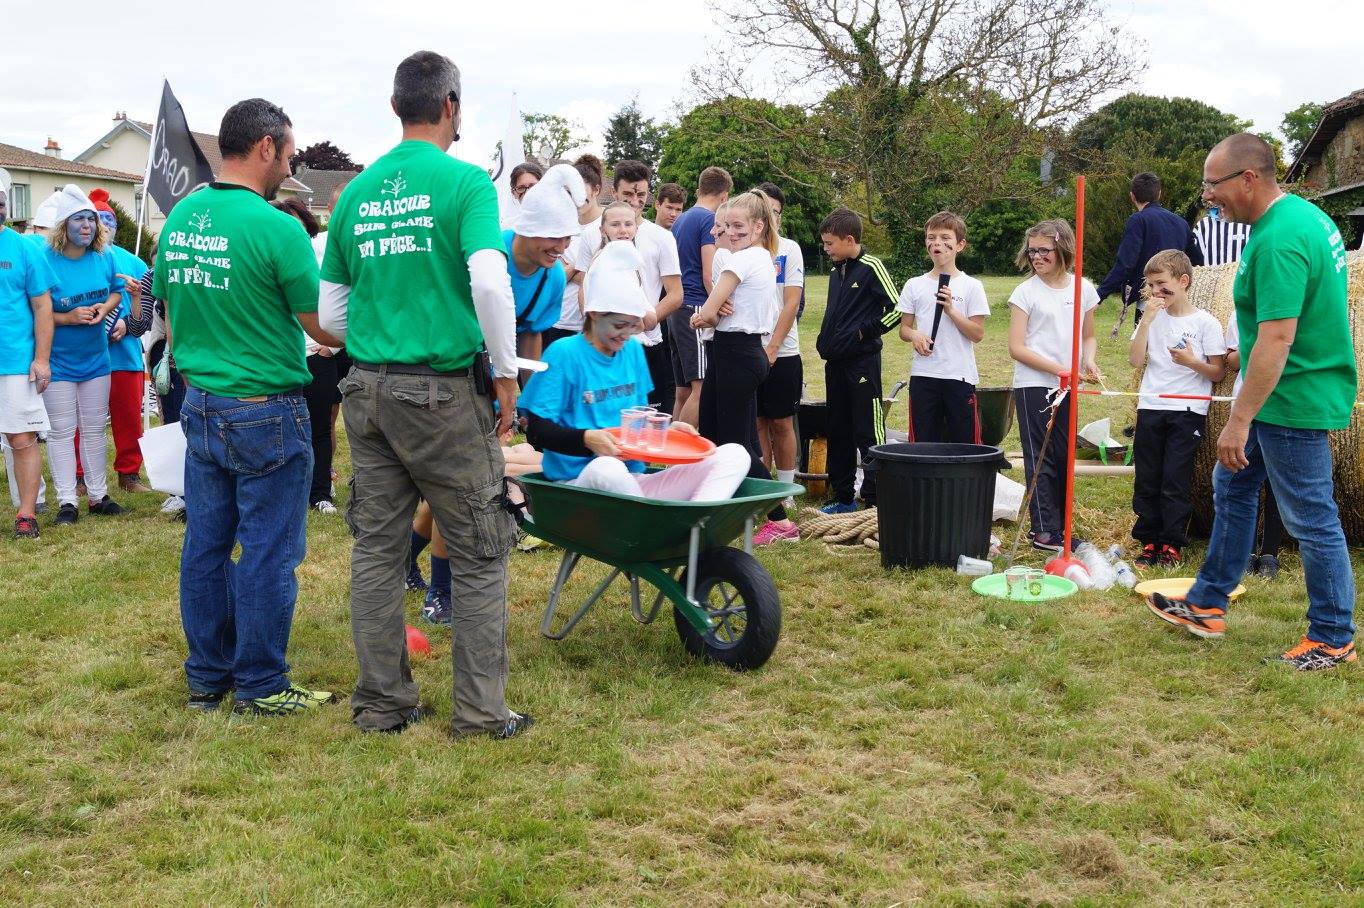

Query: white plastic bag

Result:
[140,422,186,496]
[993,473,1024,522]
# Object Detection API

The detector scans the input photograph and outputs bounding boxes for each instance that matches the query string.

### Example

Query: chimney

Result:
[114,111,126,121]
[44,137,61,159]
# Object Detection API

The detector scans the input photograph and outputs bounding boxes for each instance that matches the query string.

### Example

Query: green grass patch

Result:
[1,278,1361,904]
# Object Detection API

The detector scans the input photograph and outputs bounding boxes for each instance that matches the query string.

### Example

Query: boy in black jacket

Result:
[815,208,900,512]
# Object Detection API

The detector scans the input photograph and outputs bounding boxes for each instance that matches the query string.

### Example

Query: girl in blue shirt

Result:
[41,186,128,522]
[522,241,751,500]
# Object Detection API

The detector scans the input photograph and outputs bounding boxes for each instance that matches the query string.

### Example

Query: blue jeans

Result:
[179,387,312,699]
[1188,421,1356,647]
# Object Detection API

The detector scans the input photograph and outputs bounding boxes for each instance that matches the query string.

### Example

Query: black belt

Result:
[353,361,470,377]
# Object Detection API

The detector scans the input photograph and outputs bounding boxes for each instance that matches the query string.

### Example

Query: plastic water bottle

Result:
[1075,543,1117,590]
[1113,561,1138,589]
[1106,544,1124,563]
[1063,563,1094,590]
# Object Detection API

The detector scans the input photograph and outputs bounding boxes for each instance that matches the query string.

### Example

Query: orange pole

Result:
[1063,176,1086,560]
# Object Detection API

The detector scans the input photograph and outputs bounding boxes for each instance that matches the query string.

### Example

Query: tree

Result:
[108,198,156,266]
[290,140,362,174]
[1281,101,1324,161]
[602,96,669,170]
[697,0,1139,266]
[1064,94,1247,275]
[658,97,834,250]
[522,112,590,161]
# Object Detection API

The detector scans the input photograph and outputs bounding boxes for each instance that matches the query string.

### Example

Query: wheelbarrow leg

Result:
[630,570,668,625]
[541,552,624,641]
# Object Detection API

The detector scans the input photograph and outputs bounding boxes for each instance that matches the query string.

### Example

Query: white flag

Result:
[490,93,527,230]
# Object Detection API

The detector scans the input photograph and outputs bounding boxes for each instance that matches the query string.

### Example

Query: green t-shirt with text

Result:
[153,184,318,397]
[1233,194,1354,430]
[321,140,504,371]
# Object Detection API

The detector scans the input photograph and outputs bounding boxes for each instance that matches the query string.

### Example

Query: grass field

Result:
[2,276,1362,906]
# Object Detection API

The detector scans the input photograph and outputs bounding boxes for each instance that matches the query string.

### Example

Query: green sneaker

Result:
[232,685,336,716]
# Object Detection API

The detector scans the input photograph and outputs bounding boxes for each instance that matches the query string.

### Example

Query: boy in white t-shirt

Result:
[897,211,989,443]
[1128,250,1226,568]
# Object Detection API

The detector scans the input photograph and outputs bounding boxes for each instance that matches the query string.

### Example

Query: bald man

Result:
[1146,133,1356,671]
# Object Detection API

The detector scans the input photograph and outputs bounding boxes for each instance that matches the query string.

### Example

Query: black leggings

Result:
[697,332,781,516]
[302,352,345,504]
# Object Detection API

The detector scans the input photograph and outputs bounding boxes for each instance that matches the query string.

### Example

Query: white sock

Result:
[777,469,797,511]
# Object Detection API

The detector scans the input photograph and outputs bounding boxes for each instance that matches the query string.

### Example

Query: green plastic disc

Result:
[971,572,1079,601]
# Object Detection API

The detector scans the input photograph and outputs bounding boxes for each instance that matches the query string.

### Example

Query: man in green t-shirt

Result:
[155,98,341,715]
[1147,133,1357,671]
[319,51,529,738]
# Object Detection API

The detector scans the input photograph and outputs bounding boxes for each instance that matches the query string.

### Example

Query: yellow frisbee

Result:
[1133,577,1246,602]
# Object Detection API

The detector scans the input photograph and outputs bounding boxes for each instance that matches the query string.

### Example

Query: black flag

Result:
[144,80,214,215]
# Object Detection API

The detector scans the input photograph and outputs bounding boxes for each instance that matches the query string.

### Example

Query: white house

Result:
[0,138,140,230]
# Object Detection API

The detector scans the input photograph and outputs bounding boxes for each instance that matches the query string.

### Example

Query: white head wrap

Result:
[52,184,97,224]
[583,241,649,319]
[32,191,63,230]
[513,163,586,239]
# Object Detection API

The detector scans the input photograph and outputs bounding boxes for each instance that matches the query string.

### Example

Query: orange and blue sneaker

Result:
[1146,592,1226,639]
[1265,636,1357,672]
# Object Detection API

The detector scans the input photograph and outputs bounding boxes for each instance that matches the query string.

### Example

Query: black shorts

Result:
[668,308,707,385]
[756,354,802,419]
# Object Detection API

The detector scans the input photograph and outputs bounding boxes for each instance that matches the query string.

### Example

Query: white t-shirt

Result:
[1008,274,1101,389]
[1225,310,1243,398]
[1133,308,1226,415]
[774,237,805,358]
[634,219,681,347]
[555,223,603,332]
[717,246,778,336]
[896,271,990,385]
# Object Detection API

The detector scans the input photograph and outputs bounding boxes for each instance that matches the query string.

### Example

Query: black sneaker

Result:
[88,496,126,516]
[54,503,78,525]
[1030,532,1063,553]
[421,586,452,626]
[492,711,534,740]
[188,690,228,712]
[1135,543,1158,568]
[405,562,428,592]
[374,705,428,735]
[14,515,39,539]
[1158,544,1182,568]
[1256,554,1280,579]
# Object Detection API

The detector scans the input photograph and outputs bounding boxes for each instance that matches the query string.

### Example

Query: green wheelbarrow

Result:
[517,473,804,670]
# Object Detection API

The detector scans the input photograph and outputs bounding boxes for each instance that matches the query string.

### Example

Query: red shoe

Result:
[1147,592,1226,639]
[1158,544,1182,568]
[1134,543,1158,568]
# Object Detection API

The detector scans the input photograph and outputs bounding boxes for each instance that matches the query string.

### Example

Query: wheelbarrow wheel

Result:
[673,546,781,670]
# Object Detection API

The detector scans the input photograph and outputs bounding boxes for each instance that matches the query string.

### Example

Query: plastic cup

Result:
[1003,566,1031,599]
[620,407,654,447]
[644,413,672,452]
[956,555,992,576]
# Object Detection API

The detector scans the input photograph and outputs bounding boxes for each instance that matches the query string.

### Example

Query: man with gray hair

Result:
[320,51,529,737]
[1146,132,1357,671]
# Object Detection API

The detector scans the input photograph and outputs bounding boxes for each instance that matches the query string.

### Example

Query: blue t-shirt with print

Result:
[671,206,716,308]
[0,228,57,376]
[45,247,116,383]
[107,245,149,372]
[520,333,653,481]
[502,229,566,335]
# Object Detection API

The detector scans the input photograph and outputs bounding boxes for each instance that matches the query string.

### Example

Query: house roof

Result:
[293,167,360,209]
[1286,88,1364,183]
[0,141,140,182]
[74,119,309,192]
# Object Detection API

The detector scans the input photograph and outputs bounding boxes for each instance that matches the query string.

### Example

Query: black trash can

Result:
[868,443,1003,570]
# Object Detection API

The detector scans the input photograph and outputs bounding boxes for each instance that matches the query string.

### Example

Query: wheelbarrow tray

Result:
[519,473,803,567]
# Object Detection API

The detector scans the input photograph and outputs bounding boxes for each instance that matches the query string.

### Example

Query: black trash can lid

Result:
[869,442,1003,464]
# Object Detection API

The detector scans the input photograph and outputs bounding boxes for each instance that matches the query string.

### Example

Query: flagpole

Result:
[133,80,163,260]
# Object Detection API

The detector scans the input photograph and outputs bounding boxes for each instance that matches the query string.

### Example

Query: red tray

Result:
[604,427,716,465]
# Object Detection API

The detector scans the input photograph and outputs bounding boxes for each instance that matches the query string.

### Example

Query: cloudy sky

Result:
[1,0,1359,173]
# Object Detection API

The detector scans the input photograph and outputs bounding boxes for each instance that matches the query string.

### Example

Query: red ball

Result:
[405,624,432,657]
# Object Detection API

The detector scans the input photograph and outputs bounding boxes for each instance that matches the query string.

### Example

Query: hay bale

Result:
[1177,251,1364,541]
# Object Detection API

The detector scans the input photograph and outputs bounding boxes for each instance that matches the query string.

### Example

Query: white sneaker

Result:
[160,495,186,514]
[314,500,338,515]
